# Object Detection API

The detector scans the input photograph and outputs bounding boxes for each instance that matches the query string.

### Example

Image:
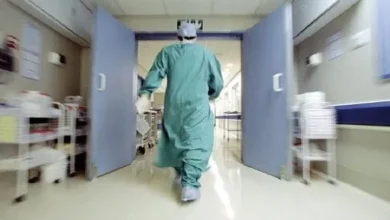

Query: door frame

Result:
[135,32,243,41]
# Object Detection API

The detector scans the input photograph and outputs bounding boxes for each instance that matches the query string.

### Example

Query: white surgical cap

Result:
[178,23,197,37]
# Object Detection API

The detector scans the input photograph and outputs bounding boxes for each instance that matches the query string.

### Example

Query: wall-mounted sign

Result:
[177,19,203,31]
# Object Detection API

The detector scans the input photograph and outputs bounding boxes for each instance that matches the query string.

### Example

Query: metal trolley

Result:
[291,104,337,185]
[136,110,162,155]
[222,112,241,142]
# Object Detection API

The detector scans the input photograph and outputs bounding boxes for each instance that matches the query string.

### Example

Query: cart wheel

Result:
[303,180,310,185]
[138,147,146,155]
[69,172,77,178]
[148,143,154,149]
[54,179,61,184]
[14,195,27,203]
[328,179,336,185]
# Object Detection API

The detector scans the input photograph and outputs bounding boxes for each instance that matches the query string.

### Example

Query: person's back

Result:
[136,23,223,203]
[163,43,215,108]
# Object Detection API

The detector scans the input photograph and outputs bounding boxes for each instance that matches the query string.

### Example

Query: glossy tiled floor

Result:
[1,134,390,220]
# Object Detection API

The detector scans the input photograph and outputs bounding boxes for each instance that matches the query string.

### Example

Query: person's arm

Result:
[139,49,168,96]
[208,55,224,100]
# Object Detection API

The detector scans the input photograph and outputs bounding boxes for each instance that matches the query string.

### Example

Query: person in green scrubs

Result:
[136,23,223,202]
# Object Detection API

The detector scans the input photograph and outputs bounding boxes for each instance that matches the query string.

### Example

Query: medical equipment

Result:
[57,101,88,176]
[136,94,150,114]
[136,113,150,155]
[41,159,67,184]
[219,112,241,142]
[133,111,162,178]
[147,111,159,146]
[292,93,337,185]
[0,48,13,71]
[18,91,53,117]
[64,96,83,105]
[0,103,67,203]
[54,102,78,177]
[295,91,326,109]
[0,34,18,84]
[136,110,160,155]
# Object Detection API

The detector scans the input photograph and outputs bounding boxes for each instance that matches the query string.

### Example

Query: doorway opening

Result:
[88,4,292,180]
[137,38,243,161]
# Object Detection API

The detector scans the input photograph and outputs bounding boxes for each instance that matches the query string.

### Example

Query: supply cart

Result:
[291,104,337,185]
[136,113,150,155]
[53,102,77,176]
[145,110,158,147]
[0,106,66,203]
[136,110,160,155]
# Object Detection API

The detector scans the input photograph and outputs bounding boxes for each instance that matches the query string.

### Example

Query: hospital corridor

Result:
[1,0,390,219]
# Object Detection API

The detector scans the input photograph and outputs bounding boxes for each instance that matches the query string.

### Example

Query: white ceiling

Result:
[138,40,241,92]
[86,0,286,16]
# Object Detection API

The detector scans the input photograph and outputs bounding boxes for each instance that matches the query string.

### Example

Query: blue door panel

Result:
[242,4,292,177]
[89,6,137,177]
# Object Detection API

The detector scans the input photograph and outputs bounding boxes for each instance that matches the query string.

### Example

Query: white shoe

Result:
[181,186,200,202]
